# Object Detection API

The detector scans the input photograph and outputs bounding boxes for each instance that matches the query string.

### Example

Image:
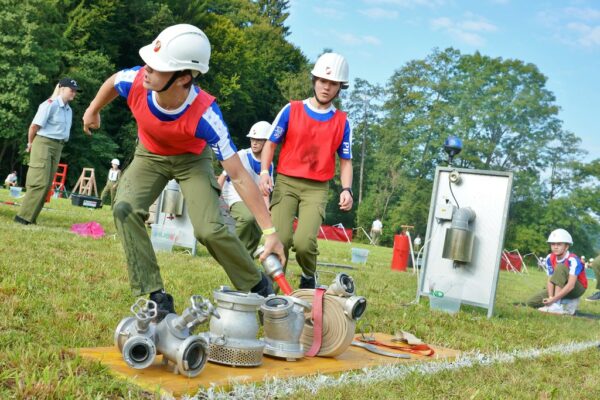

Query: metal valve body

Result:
[261,295,312,360]
[153,295,217,377]
[114,295,216,377]
[204,287,266,367]
[114,298,158,369]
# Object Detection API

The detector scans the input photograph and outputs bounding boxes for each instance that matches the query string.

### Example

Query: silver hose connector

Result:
[114,298,158,369]
[261,295,312,360]
[154,295,215,377]
[326,273,356,297]
[325,274,367,320]
[204,287,266,367]
[343,295,367,320]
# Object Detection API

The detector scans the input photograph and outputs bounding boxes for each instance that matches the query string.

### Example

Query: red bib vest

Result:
[550,252,588,289]
[127,67,215,155]
[276,101,347,182]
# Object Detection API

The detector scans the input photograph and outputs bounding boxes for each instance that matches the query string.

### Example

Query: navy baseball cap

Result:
[58,77,80,91]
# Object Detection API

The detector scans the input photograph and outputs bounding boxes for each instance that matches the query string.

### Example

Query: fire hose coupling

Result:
[154,295,215,377]
[342,296,367,320]
[114,298,158,369]
[114,296,215,377]
[325,273,366,320]
[261,295,312,360]
[253,245,293,295]
[326,273,356,297]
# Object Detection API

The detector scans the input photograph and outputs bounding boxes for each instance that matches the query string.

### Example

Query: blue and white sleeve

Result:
[114,66,142,99]
[31,101,53,127]
[336,120,353,159]
[568,257,584,276]
[545,256,553,276]
[195,103,237,161]
[268,104,291,144]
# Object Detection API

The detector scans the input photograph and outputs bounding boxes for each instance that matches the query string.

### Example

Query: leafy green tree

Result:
[344,78,385,207]
[0,0,64,172]
[257,0,290,36]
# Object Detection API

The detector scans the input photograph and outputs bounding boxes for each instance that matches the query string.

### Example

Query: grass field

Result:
[1,189,599,399]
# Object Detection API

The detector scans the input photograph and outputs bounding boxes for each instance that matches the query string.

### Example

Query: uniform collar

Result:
[55,96,69,109]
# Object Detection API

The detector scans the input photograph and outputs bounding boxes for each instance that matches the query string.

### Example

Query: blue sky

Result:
[286,0,600,161]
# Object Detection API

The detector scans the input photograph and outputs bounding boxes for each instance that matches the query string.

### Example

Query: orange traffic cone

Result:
[391,233,410,272]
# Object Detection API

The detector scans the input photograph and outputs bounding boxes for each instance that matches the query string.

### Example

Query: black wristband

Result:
[341,187,353,197]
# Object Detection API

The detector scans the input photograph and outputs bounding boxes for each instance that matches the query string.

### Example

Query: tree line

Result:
[1,0,598,256]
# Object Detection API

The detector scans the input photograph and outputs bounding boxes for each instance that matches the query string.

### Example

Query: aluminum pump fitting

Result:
[203,286,266,367]
[114,298,158,369]
[154,295,218,377]
[326,273,367,320]
[261,295,312,361]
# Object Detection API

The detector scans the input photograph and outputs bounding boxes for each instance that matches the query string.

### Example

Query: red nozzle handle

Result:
[274,275,293,295]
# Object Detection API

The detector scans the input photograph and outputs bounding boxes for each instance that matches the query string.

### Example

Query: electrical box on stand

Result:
[434,199,454,221]
[417,167,513,318]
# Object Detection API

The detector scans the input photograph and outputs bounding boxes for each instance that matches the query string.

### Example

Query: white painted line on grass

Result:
[188,340,600,400]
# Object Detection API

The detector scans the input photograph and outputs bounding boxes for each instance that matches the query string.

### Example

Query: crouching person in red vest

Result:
[82,24,284,321]
[526,229,587,315]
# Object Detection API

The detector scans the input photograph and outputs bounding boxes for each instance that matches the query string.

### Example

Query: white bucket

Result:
[150,224,178,252]
[428,275,464,314]
[351,248,369,264]
[9,186,22,198]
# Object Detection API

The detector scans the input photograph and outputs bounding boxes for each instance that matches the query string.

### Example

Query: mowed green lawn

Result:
[1,188,599,399]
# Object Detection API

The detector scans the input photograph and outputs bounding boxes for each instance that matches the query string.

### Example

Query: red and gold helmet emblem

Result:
[153,40,161,52]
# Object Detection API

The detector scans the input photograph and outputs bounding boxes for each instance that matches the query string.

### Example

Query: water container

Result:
[428,275,463,314]
[9,186,22,198]
[351,248,369,264]
[150,224,178,252]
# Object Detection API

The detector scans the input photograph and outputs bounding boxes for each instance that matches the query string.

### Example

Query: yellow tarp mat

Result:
[77,333,460,397]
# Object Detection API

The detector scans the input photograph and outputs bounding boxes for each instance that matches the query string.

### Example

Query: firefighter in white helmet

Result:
[218,121,274,256]
[82,24,284,320]
[526,229,588,314]
[100,158,121,208]
[259,52,353,289]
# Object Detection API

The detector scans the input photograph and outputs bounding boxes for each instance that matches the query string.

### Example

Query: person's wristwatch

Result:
[341,187,353,198]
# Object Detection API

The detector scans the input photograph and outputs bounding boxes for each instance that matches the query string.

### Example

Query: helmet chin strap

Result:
[157,71,183,93]
[312,86,341,106]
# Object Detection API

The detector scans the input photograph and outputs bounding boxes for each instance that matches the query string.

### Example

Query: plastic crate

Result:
[71,194,102,208]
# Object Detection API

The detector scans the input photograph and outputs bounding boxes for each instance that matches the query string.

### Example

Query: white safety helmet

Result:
[111,158,120,166]
[547,229,573,244]
[311,52,349,89]
[139,24,211,76]
[246,121,272,140]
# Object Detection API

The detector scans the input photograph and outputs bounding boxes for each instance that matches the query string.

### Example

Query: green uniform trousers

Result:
[229,201,261,257]
[17,136,63,223]
[270,173,328,277]
[526,263,586,308]
[100,180,118,208]
[113,144,262,296]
